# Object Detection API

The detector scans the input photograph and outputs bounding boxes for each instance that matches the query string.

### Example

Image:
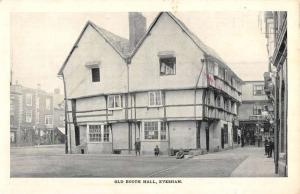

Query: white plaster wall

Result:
[169,121,196,149]
[112,123,129,149]
[87,143,112,154]
[63,24,128,99]
[130,13,207,92]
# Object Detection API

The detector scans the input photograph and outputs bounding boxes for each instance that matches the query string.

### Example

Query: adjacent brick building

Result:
[10,83,65,146]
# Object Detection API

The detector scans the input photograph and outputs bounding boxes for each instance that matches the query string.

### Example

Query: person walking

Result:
[268,138,274,158]
[264,138,269,155]
[134,138,141,156]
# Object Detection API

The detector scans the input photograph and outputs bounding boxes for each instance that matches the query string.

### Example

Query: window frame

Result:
[159,55,176,76]
[46,98,51,110]
[148,91,163,107]
[25,110,32,123]
[107,95,122,110]
[87,123,111,143]
[253,85,265,96]
[45,115,53,125]
[91,67,100,82]
[142,121,168,141]
[253,104,262,115]
[25,93,32,106]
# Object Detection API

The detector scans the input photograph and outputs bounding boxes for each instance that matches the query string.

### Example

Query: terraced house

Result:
[58,12,242,155]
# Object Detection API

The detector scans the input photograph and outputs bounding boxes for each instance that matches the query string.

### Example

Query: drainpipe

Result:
[274,70,279,174]
[193,57,206,149]
[60,73,69,154]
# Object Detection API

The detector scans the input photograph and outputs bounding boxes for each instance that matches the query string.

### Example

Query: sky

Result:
[11,12,268,93]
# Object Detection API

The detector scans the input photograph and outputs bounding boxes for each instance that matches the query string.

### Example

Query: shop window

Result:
[160,122,167,140]
[143,121,168,141]
[103,126,110,142]
[89,125,102,142]
[88,124,110,143]
[144,121,159,140]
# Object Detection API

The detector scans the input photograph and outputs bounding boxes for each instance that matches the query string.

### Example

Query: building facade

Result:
[58,12,242,155]
[263,11,287,176]
[10,83,65,146]
[239,81,272,146]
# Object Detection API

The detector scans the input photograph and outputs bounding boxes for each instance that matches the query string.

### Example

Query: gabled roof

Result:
[130,12,242,82]
[58,12,242,82]
[58,21,130,75]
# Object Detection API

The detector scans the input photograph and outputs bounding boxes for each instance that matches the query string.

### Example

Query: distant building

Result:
[58,12,242,155]
[239,81,272,146]
[10,83,65,146]
[263,11,287,176]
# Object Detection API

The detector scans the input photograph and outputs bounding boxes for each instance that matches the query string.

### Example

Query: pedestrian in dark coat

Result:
[264,138,269,155]
[154,145,160,157]
[268,139,274,158]
[134,138,141,156]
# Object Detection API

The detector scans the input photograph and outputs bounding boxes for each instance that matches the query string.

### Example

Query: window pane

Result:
[89,125,102,142]
[155,91,162,105]
[144,122,158,140]
[108,96,114,108]
[149,92,155,106]
[115,96,120,108]
[160,57,175,75]
[92,68,100,82]
[161,122,167,140]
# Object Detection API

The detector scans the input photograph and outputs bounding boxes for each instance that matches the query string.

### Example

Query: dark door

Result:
[205,127,209,151]
[221,128,224,149]
[196,121,201,149]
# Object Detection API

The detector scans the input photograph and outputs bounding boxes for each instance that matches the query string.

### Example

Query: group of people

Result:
[264,137,274,158]
[134,138,184,159]
[134,138,160,157]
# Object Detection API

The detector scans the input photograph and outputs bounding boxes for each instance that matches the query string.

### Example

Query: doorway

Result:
[221,128,224,149]
[205,127,209,151]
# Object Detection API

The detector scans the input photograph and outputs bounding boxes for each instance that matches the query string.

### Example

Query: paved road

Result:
[10,145,274,177]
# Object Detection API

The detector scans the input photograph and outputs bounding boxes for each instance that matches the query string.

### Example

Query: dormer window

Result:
[158,51,176,76]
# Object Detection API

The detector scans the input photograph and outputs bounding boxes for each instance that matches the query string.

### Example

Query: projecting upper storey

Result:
[58,12,242,101]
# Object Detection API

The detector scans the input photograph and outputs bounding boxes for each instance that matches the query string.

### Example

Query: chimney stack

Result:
[129,12,146,51]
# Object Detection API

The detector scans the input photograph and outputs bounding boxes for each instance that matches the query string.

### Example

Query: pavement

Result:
[230,147,278,177]
[10,144,278,177]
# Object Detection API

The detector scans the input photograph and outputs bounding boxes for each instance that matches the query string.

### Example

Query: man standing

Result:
[264,137,269,155]
[268,138,274,158]
[134,138,141,156]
